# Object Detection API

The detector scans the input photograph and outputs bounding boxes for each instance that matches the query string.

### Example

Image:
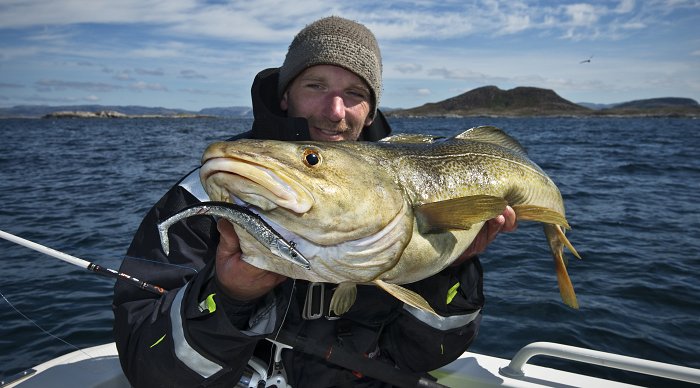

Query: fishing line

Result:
[0,289,90,358]
[273,278,297,342]
[264,278,297,376]
[122,254,199,274]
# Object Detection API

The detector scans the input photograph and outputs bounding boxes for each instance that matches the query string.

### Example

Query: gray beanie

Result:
[278,16,382,117]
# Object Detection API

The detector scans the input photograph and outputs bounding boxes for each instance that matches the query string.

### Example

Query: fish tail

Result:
[510,205,581,307]
[544,224,579,309]
[511,204,581,259]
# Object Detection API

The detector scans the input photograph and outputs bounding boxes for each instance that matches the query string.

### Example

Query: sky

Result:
[1,0,699,110]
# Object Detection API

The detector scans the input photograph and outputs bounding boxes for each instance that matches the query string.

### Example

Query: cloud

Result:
[0,46,43,61]
[615,0,636,14]
[501,13,531,34]
[563,3,602,26]
[179,69,207,79]
[24,27,76,44]
[128,44,188,59]
[395,63,423,74]
[19,94,101,104]
[35,79,122,92]
[178,88,237,97]
[2,1,698,108]
[135,67,165,76]
[0,83,24,89]
[0,0,318,43]
[129,81,168,92]
[1,1,693,49]
[113,70,133,81]
[427,67,508,84]
[0,0,191,28]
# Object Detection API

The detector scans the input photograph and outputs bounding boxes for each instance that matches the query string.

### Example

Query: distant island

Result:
[0,105,253,119]
[386,86,700,118]
[1,87,698,118]
[41,110,215,119]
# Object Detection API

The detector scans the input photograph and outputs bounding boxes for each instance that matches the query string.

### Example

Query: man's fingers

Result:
[450,206,519,267]
[485,215,504,243]
[217,218,236,239]
[216,219,240,254]
[214,218,286,301]
[502,206,518,232]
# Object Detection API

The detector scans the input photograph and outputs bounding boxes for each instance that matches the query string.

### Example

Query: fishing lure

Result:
[157,202,310,270]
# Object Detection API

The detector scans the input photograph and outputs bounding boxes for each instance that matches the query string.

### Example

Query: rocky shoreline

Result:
[386,109,700,119]
[41,110,214,119]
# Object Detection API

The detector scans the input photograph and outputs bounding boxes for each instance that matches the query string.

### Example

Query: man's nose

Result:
[326,95,346,122]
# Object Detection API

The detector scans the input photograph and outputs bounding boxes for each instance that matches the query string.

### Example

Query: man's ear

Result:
[280,91,289,111]
[364,114,374,127]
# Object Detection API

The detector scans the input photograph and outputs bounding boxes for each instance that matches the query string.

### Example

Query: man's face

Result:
[280,65,374,142]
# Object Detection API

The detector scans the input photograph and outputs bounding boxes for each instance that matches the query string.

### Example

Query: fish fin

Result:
[373,279,438,316]
[455,126,528,155]
[329,283,358,315]
[415,195,507,233]
[553,223,582,260]
[380,133,442,144]
[512,204,581,258]
[511,204,571,229]
[544,224,579,309]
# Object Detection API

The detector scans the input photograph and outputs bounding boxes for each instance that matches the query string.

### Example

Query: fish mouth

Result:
[200,154,314,214]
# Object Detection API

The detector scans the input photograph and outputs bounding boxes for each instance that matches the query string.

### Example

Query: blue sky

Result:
[1,0,698,110]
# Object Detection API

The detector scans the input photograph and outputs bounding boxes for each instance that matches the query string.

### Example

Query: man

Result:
[113,16,516,387]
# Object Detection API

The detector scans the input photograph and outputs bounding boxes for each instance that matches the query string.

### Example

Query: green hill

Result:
[389,86,591,117]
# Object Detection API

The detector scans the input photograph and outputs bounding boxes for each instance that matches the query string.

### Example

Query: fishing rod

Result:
[0,225,447,388]
[0,229,165,295]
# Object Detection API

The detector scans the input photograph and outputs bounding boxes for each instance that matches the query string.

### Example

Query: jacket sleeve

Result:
[112,171,277,387]
[381,257,485,372]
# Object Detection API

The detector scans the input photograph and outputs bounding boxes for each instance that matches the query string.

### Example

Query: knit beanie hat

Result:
[278,16,382,117]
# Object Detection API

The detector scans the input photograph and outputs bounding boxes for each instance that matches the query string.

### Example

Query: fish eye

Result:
[302,148,321,167]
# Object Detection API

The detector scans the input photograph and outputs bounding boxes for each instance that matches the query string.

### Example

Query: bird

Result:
[580,55,593,64]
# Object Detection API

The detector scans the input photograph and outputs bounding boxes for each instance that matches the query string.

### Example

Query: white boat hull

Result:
[2,343,127,388]
[4,342,700,387]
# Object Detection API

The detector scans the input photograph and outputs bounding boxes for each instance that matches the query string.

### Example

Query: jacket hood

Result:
[247,68,391,142]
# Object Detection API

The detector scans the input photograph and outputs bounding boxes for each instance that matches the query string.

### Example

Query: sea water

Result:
[0,116,698,387]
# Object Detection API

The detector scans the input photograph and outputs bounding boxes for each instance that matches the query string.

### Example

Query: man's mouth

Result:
[314,127,344,136]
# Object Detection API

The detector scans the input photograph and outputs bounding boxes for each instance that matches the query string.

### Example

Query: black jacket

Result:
[112,68,485,388]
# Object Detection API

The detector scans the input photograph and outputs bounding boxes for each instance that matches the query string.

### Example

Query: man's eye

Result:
[348,90,369,100]
[305,83,324,90]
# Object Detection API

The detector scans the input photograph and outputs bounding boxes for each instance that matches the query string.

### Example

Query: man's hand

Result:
[451,206,517,266]
[215,219,287,301]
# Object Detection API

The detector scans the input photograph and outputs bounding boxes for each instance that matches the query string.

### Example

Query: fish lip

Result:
[200,154,314,214]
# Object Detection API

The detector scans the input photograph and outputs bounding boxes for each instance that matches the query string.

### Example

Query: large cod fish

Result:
[198,126,580,315]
